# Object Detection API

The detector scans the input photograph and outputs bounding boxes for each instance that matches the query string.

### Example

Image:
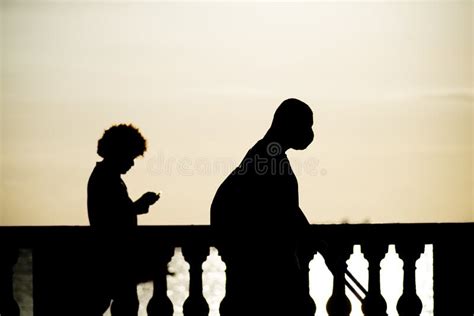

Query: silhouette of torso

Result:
[88,161,139,232]
[211,140,311,315]
[87,161,146,314]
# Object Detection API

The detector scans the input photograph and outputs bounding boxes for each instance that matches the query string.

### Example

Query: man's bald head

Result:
[267,98,314,150]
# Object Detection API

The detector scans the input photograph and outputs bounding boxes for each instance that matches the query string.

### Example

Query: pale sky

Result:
[1,1,472,225]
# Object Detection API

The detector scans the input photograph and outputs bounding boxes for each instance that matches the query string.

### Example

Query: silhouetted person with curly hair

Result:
[211,98,315,316]
[87,124,160,316]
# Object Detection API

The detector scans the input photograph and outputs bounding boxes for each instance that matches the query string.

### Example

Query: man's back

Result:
[211,140,311,315]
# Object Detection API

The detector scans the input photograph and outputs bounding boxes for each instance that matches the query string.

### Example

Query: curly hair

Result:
[97,124,147,159]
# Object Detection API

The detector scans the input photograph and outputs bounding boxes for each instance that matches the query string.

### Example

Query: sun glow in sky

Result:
[1,1,472,225]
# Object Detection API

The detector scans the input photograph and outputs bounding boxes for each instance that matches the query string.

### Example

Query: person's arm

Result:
[133,192,160,215]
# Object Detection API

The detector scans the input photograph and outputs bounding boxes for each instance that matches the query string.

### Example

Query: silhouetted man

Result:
[211,98,315,316]
[87,124,160,316]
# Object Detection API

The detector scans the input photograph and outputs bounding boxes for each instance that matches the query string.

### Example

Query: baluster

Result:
[147,246,175,316]
[361,242,388,316]
[0,247,20,316]
[325,242,353,316]
[299,247,317,315]
[182,245,210,316]
[396,242,424,316]
[216,250,233,316]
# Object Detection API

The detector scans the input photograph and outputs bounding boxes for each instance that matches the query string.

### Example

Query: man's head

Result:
[97,124,147,174]
[267,98,314,150]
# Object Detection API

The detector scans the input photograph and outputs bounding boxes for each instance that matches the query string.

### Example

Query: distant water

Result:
[13,249,33,315]
[13,246,433,316]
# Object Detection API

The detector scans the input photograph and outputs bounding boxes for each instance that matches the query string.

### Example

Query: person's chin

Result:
[293,142,312,150]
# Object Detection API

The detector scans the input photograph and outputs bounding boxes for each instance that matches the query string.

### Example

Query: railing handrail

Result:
[0,222,472,247]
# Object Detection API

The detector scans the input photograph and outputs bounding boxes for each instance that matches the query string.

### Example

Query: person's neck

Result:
[262,130,290,153]
[100,159,121,176]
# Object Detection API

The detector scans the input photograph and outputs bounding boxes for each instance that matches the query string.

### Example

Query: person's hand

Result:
[140,191,160,206]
